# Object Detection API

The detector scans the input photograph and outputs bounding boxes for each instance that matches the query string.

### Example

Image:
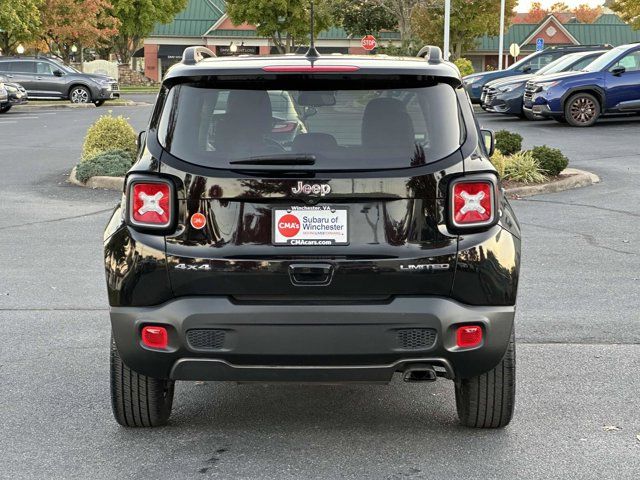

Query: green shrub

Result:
[81,114,137,161]
[454,57,474,77]
[490,149,508,178]
[495,130,523,156]
[504,151,546,184]
[75,149,133,183]
[529,145,569,176]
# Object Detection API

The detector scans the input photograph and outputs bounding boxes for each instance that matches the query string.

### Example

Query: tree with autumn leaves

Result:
[412,0,518,60]
[524,2,604,24]
[108,0,188,64]
[40,0,119,63]
[0,0,186,62]
[611,0,640,30]
[0,0,42,54]
[226,0,333,54]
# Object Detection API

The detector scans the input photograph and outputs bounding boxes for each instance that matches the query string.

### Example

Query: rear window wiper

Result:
[229,154,316,166]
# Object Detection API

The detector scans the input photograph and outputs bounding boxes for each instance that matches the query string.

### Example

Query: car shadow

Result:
[109,378,517,477]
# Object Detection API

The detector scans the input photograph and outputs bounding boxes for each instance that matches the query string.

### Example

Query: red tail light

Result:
[272,121,298,133]
[128,179,173,229]
[456,325,483,348]
[450,179,496,229]
[141,326,168,349]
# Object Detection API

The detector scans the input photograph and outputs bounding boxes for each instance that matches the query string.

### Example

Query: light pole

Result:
[498,0,506,69]
[443,0,451,61]
[16,44,25,55]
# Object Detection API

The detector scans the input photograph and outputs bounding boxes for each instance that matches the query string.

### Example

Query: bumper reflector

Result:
[456,325,483,348]
[141,326,168,349]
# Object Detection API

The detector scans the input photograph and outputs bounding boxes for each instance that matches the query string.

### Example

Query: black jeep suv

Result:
[0,56,119,106]
[105,46,521,428]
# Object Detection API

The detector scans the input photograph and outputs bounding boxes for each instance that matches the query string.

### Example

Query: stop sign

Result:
[361,35,377,51]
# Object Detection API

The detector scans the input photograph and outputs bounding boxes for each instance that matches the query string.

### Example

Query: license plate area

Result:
[273,206,348,246]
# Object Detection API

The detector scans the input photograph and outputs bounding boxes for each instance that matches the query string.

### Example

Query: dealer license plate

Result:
[273,206,348,246]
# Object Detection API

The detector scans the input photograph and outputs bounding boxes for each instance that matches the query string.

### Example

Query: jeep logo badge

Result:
[291,181,331,196]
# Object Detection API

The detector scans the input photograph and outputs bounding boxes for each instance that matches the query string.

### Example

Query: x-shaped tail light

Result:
[459,190,486,215]
[137,191,165,216]
[128,180,173,229]
[451,180,495,228]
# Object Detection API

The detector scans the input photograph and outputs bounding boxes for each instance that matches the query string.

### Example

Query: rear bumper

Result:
[111,296,515,382]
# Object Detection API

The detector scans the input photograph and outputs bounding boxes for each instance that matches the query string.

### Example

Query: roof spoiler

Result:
[417,45,442,64]
[182,46,216,66]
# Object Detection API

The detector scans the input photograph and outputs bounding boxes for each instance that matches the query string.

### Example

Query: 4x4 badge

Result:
[291,181,331,196]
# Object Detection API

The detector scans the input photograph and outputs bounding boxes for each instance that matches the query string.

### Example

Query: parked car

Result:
[524,43,640,126]
[481,50,608,118]
[0,81,8,109]
[105,46,521,429]
[0,74,28,113]
[0,56,119,106]
[463,44,611,103]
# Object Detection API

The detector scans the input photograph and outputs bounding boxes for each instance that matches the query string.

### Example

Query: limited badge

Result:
[190,212,206,230]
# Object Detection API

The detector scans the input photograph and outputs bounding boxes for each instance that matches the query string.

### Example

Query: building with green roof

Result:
[471,12,640,71]
[140,1,639,81]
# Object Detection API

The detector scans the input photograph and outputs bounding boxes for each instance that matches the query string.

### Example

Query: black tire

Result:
[523,109,535,120]
[564,92,600,127]
[455,330,515,428]
[110,335,175,427]
[0,105,11,113]
[69,85,92,104]
[94,100,106,107]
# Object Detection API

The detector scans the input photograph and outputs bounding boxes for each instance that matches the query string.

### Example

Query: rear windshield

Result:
[157,77,463,170]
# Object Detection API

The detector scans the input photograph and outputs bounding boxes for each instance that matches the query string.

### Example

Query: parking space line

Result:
[0,121,18,124]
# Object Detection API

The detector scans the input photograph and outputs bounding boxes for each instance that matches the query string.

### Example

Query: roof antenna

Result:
[305,0,320,59]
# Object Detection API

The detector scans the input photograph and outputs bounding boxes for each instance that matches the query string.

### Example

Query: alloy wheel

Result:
[569,97,596,125]
[71,87,90,104]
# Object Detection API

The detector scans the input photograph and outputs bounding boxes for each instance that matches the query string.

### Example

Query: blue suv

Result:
[463,45,610,104]
[524,43,640,126]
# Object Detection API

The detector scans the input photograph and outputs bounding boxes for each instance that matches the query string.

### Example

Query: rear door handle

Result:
[289,263,334,286]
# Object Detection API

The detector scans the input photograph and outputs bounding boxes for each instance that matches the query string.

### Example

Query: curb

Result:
[505,168,600,198]
[69,167,600,196]
[68,166,125,191]
[23,103,96,109]
[20,101,151,110]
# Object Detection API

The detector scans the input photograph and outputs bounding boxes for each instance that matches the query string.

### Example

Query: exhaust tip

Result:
[402,364,437,383]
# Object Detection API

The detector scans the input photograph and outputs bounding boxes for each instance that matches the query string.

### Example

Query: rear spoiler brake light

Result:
[262,65,360,73]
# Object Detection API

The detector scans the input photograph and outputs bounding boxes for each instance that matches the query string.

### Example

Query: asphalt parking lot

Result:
[0,102,639,479]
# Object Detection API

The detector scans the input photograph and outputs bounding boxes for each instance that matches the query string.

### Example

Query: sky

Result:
[516,0,606,12]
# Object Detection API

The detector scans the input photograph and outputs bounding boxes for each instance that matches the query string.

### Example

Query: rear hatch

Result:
[156,73,465,300]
